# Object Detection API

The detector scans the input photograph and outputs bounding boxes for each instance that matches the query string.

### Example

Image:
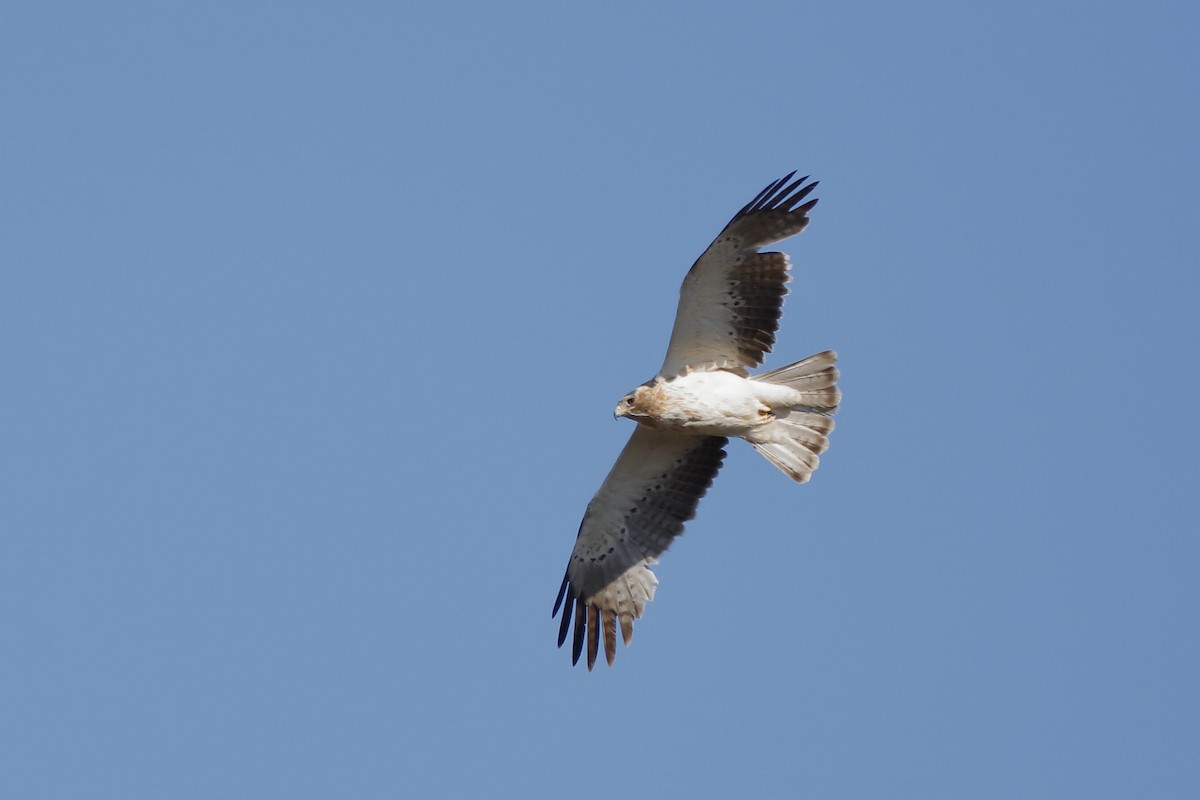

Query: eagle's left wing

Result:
[553,427,727,669]
[658,173,819,378]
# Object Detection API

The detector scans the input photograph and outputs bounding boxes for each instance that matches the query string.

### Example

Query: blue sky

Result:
[3,2,1198,797]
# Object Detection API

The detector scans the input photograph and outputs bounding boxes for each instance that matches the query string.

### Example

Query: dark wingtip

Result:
[779,177,818,210]
[571,601,586,665]
[556,590,574,648]
[735,170,822,220]
[552,570,570,617]
[753,171,798,212]
[738,171,792,217]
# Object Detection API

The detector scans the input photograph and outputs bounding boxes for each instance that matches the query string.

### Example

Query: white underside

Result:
[643,351,840,483]
[649,370,805,436]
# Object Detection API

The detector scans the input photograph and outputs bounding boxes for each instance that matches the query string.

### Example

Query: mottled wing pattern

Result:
[553,427,727,670]
[659,173,819,378]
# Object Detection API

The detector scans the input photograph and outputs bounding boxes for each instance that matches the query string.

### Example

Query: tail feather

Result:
[748,415,833,483]
[752,349,841,410]
[749,351,840,483]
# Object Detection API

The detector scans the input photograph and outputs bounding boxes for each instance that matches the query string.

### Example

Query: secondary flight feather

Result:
[553,171,841,669]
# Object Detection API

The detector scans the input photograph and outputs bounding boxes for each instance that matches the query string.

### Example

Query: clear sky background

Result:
[3,2,1198,798]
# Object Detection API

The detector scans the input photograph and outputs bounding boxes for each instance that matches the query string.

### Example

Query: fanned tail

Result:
[749,350,840,483]
[752,350,840,403]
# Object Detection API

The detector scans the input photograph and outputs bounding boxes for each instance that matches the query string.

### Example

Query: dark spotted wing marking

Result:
[660,172,819,377]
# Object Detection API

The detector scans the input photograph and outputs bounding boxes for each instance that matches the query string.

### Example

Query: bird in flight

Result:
[552,171,841,669]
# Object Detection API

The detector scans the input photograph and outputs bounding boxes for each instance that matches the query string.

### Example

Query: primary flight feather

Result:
[553,172,840,670]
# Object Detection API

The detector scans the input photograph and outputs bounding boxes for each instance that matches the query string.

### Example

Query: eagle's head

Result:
[614,386,655,422]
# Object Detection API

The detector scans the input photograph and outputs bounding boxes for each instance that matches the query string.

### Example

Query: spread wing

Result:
[659,172,819,378]
[552,427,727,670]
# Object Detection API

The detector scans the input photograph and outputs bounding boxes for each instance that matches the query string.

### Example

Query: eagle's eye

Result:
[624,396,636,406]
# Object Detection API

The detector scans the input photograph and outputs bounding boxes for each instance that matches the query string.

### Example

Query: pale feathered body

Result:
[619,363,837,438]
[621,371,774,434]
[553,172,841,669]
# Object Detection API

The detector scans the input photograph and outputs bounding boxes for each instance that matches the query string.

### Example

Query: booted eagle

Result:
[552,172,841,669]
